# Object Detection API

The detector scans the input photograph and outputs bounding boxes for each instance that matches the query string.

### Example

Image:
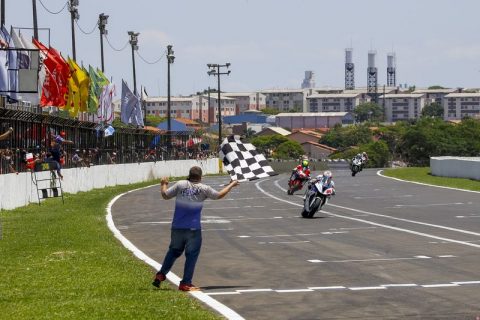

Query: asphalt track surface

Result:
[112,169,480,320]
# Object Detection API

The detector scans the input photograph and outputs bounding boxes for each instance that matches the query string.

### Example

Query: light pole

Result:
[167,45,175,133]
[1,0,5,26]
[128,31,139,96]
[32,0,38,40]
[207,63,231,146]
[98,13,108,72]
[68,0,79,60]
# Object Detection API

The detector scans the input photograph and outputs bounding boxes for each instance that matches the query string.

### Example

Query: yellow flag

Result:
[66,58,80,116]
[66,58,90,116]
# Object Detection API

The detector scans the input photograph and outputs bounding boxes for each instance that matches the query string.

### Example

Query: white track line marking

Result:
[377,170,480,194]
[456,215,480,218]
[349,286,387,291]
[452,281,480,285]
[381,284,418,287]
[276,289,314,293]
[421,284,459,288]
[107,187,245,320]
[392,202,464,208]
[263,179,480,249]
[237,289,273,293]
[354,195,413,199]
[308,286,346,290]
[307,256,435,263]
[260,240,311,244]
[204,280,480,296]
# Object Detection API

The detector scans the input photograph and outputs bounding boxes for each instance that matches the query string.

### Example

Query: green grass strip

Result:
[0,180,222,320]
[382,167,480,192]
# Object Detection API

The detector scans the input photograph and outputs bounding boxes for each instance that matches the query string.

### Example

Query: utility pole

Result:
[167,45,175,133]
[207,86,211,124]
[68,0,79,60]
[32,0,39,39]
[1,0,5,26]
[128,31,139,96]
[98,13,108,72]
[207,63,231,146]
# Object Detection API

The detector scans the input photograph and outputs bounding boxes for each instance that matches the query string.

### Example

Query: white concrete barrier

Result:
[430,156,480,180]
[0,158,221,211]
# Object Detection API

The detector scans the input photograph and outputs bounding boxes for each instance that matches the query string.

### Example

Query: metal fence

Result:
[0,107,208,174]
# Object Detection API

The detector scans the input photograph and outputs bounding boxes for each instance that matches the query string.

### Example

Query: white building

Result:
[380,93,430,122]
[413,88,459,106]
[307,93,370,113]
[261,89,312,112]
[444,92,480,120]
[222,92,266,114]
[144,95,235,124]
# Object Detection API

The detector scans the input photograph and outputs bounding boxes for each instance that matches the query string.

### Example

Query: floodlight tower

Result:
[345,48,355,90]
[387,52,396,87]
[367,50,378,103]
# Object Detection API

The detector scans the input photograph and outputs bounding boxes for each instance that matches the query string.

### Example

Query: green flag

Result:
[87,66,101,113]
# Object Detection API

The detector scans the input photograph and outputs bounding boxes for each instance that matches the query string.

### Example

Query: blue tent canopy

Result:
[157,119,195,132]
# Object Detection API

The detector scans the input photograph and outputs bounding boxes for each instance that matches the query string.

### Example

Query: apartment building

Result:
[261,89,312,112]
[413,88,458,106]
[380,93,430,122]
[307,93,370,113]
[444,92,480,120]
[223,92,266,114]
[144,95,235,124]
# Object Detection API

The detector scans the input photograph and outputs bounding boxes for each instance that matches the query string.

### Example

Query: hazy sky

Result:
[5,0,480,96]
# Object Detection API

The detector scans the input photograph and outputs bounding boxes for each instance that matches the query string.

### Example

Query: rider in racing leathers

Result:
[294,159,311,183]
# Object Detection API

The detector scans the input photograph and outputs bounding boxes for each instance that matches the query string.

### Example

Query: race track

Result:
[111,169,480,320]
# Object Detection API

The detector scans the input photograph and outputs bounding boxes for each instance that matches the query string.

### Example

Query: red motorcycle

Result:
[287,170,309,195]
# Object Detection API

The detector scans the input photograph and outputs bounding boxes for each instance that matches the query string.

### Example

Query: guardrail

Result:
[430,156,480,180]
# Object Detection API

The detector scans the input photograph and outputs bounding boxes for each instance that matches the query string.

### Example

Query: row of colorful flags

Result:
[0,26,144,127]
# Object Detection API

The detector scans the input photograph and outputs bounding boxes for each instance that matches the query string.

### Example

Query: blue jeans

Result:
[159,229,202,285]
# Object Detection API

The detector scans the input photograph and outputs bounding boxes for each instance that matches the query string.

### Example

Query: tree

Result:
[319,123,373,149]
[421,102,444,118]
[145,115,165,127]
[428,85,445,90]
[261,108,280,115]
[250,134,289,156]
[354,102,384,123]
[274,140,304,159]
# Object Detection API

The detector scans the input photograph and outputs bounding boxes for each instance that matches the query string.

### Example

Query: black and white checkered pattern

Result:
[219,135,277,181]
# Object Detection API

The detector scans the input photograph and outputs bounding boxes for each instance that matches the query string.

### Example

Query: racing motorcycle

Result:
[351,157,363,177]
[287,171,307,195]
[301,176,334,218]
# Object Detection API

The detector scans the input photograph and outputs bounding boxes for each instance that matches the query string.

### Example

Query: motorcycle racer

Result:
[294,159,311,182]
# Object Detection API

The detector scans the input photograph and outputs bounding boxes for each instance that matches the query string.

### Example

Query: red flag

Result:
[32,39,70,107]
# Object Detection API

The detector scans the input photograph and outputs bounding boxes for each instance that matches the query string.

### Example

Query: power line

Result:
[75,20,98,35]
[38,0,68,15]
[105,34,129,52]
[136,50,167,65]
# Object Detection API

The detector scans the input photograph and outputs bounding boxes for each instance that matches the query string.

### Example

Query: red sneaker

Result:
[152,273,166,288]
[178,283,200,291]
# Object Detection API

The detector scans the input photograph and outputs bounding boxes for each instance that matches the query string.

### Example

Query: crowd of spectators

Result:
[0,127,216,175]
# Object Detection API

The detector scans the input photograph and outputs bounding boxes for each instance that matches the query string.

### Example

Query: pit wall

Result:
[430,156,480,181]
[0,158,221,210]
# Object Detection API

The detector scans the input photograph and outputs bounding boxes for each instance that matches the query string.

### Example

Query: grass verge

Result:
[382,167,480,192]
[0,180,222,320]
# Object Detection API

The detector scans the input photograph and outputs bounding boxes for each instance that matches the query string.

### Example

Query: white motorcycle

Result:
[351,157,363,177]
[301,176,335,218]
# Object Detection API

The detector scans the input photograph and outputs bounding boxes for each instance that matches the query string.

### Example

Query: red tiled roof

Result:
[301,141,337,152]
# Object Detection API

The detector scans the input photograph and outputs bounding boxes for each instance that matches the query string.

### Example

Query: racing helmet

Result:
[302,159,309,168]
[362,152,367,157]
[323,170,333,183]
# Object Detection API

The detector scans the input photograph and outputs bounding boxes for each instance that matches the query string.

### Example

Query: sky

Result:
[4,0,480,96]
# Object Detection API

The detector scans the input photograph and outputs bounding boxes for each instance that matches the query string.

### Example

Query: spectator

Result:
[43,151,63,180]
[0,149,17,174]
[0,127,13,141]
[152,166,239,291]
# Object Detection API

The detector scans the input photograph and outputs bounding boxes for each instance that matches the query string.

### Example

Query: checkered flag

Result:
[219,135,277,181]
